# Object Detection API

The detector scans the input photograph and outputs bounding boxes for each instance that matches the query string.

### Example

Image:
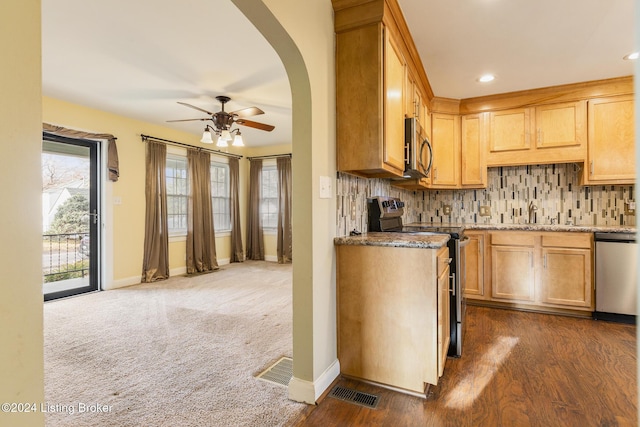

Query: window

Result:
[166,155,188,235]
[210,161,230,231]
[261,164,278,229]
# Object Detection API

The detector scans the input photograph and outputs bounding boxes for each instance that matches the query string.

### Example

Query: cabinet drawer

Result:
[437,246,450,277]
[490,232,535,247]
[542,233,592,249]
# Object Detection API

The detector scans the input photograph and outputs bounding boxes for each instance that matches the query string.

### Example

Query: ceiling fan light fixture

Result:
[220,129,232,141]
[200,128,214,144]
[623,52,639,60]
[232,133,244,147]
[216,136,229,147]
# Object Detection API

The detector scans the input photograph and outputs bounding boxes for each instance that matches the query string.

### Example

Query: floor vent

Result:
[256,356,293,388]
[328,386,379,409]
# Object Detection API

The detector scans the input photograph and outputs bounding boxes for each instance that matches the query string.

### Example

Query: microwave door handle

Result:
[420,139,433,176]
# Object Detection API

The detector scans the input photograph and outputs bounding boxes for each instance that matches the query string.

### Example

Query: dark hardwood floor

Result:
[293,306,637,427]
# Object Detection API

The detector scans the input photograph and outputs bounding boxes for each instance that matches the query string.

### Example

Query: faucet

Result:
[528,201,538,224]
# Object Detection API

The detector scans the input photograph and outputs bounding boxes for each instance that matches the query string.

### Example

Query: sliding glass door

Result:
[42,133,100,300]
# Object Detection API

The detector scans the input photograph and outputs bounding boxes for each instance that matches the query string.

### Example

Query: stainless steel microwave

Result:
[404,117,432,178]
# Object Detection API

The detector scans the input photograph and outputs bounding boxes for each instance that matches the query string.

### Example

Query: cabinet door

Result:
[464,232,486,299]
[491,246,535,302]
[489,108,531,153]
[541,248,592,309]
[431,113,460,187]
[461,113,487,188]
[383,29,406,174]
[535,101,586,149]
[586,95,635,183]
[437,265,450,378]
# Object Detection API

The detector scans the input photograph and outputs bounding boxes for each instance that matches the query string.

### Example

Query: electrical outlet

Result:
[625,200,636,215]
[443,205,452,215]
[479,205,491,217]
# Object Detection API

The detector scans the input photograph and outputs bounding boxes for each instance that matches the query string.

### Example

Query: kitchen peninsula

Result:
[334,232,450,397]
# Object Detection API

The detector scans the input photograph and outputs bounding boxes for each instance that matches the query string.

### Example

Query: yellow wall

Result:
[0,1,45,426]
[43,96,290,287]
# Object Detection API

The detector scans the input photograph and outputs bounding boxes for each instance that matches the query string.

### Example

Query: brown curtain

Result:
[229,157,244,263]
[276,157,292,263]
[43,123,119,181]
[141,141,169,282]
[186,149,218,274]
[246,159,264,260]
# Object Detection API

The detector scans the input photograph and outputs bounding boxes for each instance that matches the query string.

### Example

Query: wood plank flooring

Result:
[293,306,637,426]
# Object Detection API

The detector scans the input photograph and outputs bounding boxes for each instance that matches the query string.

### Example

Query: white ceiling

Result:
[42,0,636,147]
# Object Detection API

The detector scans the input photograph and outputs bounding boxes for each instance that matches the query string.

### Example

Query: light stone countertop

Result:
[404,222,637,234]
[334,232,450,249]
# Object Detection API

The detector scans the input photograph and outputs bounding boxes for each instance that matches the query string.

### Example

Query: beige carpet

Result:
[44,261,306,427]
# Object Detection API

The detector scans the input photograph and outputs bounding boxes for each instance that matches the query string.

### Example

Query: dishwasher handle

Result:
[594,232,636,243]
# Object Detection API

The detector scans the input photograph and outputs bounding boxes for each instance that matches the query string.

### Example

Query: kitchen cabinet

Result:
[336,243,449,393]
[335,23,406,178]
[463,230,487,300]
[582,95,635,184]
[430,113,460,188]
[437,246,450,377]
[490,232,536,303]
[472,230,594,314]
[540,233,593,310]
[461,113,488,188]
[487,101,587,167]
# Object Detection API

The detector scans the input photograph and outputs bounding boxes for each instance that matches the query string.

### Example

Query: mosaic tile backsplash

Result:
[336,164,636,237]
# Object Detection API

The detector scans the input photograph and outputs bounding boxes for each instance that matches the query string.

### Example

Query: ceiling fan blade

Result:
[166,118,208,122]
[236,119,275,132]
[229,106,265,118]
[177,101,214,115]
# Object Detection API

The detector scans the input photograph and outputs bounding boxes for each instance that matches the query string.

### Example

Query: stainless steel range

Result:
[367,196,469,357]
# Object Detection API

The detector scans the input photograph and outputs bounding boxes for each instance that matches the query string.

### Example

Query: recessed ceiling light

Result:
[623,52,639,60]
[478,74,495,83]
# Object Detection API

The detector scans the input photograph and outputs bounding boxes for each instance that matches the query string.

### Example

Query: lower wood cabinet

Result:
[465,230,594,313]
[336,243,449,394]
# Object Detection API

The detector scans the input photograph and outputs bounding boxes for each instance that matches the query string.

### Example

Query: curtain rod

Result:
[140,134,243,159]
[246,153,292,161]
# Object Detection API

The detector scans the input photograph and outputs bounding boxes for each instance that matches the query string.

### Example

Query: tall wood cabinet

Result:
[461,113,488,188]
[582,95,635,184]
[335,22,406,178]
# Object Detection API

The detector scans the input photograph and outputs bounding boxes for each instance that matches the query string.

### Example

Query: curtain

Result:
[276,157,292,264]
[43,123,119,181]
[246,159,264,260]
[186,149,218,274]
[229,157,244,263]
[141,141,169,282]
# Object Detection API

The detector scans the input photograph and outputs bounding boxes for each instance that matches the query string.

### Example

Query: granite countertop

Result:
[404,222,637,234]
[334,232,450,249]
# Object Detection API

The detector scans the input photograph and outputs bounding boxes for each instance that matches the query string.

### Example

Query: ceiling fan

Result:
[167,95,275,147]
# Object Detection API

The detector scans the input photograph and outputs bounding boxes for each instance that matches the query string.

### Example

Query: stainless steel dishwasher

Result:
[593,232,637,324]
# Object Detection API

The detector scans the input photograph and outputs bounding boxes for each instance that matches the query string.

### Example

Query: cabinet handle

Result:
[449,273,456,296]
[537,129,541,144]
[543,254,547,269]
[590,161,594,175]
[434,167,438,180]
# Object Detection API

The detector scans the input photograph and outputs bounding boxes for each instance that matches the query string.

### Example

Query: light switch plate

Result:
[319,175,332,199]
[479,205,491,216]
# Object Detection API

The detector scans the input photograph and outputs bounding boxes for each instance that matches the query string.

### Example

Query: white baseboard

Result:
[265,255,278,262]
[288,358,340,404]
[105,275,140,290]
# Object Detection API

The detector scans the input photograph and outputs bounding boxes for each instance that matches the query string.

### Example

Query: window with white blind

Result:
[261,164,278,230]
[166,154,188,236]
[210,161,230,232]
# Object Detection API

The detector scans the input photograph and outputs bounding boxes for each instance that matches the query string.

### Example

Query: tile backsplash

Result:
[336,164,636,236]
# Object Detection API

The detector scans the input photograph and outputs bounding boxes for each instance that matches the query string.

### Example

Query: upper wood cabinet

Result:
[486,101,587,167]
[430,113,460,188]
[582,95,635,185]
[335,23,406,178]
[461,113,488,188]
